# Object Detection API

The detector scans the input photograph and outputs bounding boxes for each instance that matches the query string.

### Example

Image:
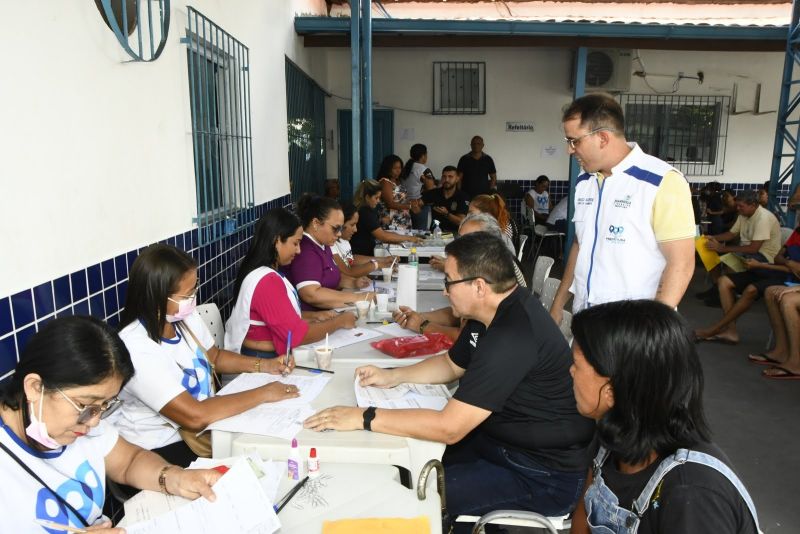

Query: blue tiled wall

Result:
[0,195,291,380]
[503,179,792,224]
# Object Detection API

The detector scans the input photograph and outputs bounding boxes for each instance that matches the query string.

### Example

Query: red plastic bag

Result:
[371,332,453,358]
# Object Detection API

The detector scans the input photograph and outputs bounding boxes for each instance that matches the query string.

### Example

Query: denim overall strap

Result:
[593,446,611,476]
[631,449,760,530]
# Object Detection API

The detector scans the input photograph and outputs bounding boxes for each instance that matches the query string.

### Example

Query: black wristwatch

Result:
[363,406,377,431]
[419,319,430,334]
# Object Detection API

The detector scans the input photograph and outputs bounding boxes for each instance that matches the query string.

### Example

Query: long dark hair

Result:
[296,193,341,229]
[571,300,711,464]
[0,317,134,422]
[400,143,427,180]
[377,154,403,181]
[119,244,196,342]
[234,208,302,299]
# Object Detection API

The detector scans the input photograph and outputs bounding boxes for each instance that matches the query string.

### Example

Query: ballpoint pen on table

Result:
[294,364,335,374]
[274,475,310,513]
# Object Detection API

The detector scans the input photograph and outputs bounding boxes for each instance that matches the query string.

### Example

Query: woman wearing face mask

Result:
[224,208,357,358]
[284,194,376,310]
[568,300,759,534]
[0,316,222,533]
[350,180,423,257]
[113,244,299,464]
[332,202,397,279]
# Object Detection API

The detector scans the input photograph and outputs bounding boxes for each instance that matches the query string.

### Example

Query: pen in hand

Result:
[283,330,292,377]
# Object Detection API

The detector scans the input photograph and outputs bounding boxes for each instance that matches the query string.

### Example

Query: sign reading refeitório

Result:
[505,121,535,133]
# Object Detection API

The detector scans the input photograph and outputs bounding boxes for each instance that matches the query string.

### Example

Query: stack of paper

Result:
[301,327,383,350]
[354,377,450,410]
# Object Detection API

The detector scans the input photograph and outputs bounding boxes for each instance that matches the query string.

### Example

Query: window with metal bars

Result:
[619,94,730,176]
[184,7,255,244]
[433,62,486,115]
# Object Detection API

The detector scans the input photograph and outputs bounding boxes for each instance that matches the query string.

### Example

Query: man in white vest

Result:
[550,93,695,324]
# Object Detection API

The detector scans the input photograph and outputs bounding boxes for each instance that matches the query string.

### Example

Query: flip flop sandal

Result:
[762,366,800,380]
[748,353,784,366]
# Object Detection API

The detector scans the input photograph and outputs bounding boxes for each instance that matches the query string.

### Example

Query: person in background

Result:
[422,165,469,233]
[547,196,569,234]
[324,179,340,200]
[550,93,695,326]
[377,154,414,231]
[225,208,356,359]
[306,233,594,524]
[0,316,222,533]
[721,189,739,231]
[457,135,497,199]
[569,300,759,534]
[333,202,396,278]
[284,194,376,311]
[350,179,423,257]
[703,181,726,235]
[468,193,516,253]
[757,283,800,379]
[114,244,298,465]
[524,175,552,225]
[400,144,436,230]
[758,182,769,208]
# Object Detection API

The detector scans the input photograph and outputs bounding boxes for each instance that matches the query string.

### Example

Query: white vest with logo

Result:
[570,143,683,311]
[224,266,301,352]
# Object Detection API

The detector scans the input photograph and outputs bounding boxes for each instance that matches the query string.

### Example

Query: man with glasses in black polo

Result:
[550,93,695,325]
[304,232,595,524]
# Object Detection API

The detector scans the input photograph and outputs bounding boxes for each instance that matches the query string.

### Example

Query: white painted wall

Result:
[0,0,325,298]
[314,46,783,184]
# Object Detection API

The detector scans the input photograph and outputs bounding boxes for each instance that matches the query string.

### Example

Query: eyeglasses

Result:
[444,276,487,291]
[326,222,344,235]
[564,128,618,150]
[171,281,200,300]
[55,388,123,425]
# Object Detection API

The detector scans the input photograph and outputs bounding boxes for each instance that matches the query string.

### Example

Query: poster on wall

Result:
[540,145,562,159]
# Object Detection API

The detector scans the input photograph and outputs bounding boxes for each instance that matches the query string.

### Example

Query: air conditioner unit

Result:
[571,49,632,93]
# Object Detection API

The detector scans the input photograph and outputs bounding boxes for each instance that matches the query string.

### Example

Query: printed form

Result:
[354,377,450,410]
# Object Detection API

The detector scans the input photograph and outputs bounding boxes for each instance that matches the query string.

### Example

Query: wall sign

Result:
[506,121,535,132]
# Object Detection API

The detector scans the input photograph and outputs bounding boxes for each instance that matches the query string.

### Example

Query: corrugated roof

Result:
[326,1,790,27]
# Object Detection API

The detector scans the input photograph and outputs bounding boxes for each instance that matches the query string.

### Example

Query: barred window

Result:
[620,94,730,176]
[433,62,486,115]
[184,7,255,243]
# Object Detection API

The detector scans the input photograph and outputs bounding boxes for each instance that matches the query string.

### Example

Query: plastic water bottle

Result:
[408,247,419,279]
[432,220,442,243]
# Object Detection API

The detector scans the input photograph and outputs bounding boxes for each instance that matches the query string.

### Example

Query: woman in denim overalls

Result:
[567,300,760,534]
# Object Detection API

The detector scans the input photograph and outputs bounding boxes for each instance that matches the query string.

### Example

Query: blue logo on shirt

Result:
[181,349,212,400]
[608,225,624,235]
[35,460,103,529]
[606,225,627,244]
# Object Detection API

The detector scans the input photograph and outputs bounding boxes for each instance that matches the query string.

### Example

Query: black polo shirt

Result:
[350,205,380,256]
[449,286,595,472]
[457,152,496,199]
[422,187,469,233]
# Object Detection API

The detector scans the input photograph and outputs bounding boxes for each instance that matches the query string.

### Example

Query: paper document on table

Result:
[355,377,450,410]
[205,404,316,440]
[188,454,285,503]
[124,460,280,534]
[302,327,383,350]
[217,372,331,406]
[372,322,418,338]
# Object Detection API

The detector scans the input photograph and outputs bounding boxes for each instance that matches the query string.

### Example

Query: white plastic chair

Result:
[531,256,555,296]
[540,277,561,311]
[517,234,528,262]
[532,224,566,262]
[559,310,573,344]
[196,303,224,345]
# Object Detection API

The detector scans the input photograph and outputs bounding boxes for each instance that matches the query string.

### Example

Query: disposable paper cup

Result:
[381,267,393,282]
[376,293,389,313]
[355,300,370,320]
[315,348,333,370]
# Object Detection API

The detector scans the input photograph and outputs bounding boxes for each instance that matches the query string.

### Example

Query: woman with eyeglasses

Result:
[0,316,222,533]
[284,194,376,310]
[350,180,422,257]
[225,208,357,358]
[113,244,299,465]
[569,300,758,534]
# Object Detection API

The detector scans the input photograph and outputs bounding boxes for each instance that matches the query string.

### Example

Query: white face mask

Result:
[25,388,61,449]
[166,295,197,323]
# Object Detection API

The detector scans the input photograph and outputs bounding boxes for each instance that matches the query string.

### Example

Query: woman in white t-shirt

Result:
[114,244,300,464]
[332,202,398,279]
[524,175,551,224]
[0,316,221,533]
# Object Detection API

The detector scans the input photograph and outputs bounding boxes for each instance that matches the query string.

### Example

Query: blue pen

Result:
[284,330,292,376]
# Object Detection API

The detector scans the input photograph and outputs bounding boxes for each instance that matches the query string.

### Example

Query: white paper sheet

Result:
[188,454,285,503]
[300,327,382,350]
[216,372,331,407]
[205,404,316,440]
[354,377,450,411]
[371,322,418,338]
[124,460,281,534]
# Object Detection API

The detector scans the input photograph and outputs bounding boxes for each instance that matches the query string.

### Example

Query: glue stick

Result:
[288,438,300,480]
[308,447,320,478]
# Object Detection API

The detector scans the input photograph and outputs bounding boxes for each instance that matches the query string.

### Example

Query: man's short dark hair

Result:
[737,189,759,206]
[562,93,625,133]
[442,165,458,174]
[445,232,517,293]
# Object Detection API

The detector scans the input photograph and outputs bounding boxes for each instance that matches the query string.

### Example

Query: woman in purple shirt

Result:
[285,194,375,310]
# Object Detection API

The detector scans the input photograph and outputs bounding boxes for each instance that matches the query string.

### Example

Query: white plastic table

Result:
[276,463,442,534]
